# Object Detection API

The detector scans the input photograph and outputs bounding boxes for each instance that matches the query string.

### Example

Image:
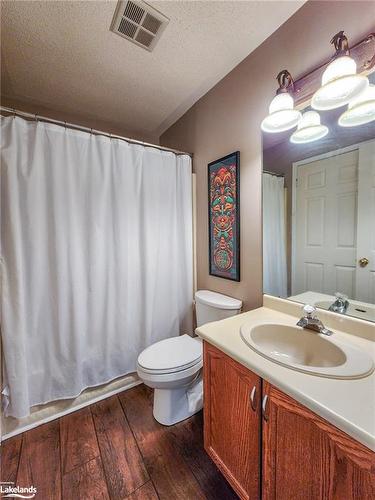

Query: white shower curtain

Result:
[263,172,287,298]
[1,116,193,418]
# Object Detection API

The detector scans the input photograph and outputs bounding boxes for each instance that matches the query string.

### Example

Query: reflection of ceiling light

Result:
[312,32,369,111]
[290,111,328,144]
[261,70,301,133]
[338,84,375,127]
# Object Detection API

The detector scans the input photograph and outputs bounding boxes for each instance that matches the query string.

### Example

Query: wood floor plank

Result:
[126,480,159,500]
[170,412,237,500]
[1,434,23,484]
[119,386,159,454]
[91,395,149,499]
[9,384,235,500]
[60,406,100,474]
[62,456,109,500]
[119,385,206,500]
[16,420,61,500]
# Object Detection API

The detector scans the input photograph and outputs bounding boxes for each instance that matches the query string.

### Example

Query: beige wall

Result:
[160,1,375,312]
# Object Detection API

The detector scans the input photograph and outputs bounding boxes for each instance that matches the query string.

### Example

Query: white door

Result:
[356,140,375,303]
[293,149,359,298]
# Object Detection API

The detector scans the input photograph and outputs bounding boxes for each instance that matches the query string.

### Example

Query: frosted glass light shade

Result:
[269,92,293,113]
[290,111,328,144]
[338,84,375,127]
[261,92,301,133]
[311,56,369,110]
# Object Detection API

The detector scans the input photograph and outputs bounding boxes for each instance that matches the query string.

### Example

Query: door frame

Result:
[291,139,374,296]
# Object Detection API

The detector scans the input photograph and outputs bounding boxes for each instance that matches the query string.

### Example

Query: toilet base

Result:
[153,387,200,426]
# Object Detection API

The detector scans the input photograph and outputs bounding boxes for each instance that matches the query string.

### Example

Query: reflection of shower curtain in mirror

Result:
[1,116,193,418]
[263,173,287,297]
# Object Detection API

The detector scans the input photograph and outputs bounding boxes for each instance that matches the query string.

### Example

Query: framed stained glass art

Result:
[208,151,240,282]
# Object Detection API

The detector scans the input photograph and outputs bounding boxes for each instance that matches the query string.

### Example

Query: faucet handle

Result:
[302,304,316,318]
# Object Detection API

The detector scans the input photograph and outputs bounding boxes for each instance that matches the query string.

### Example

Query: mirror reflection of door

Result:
[356,141,375,304]
[293,147,359,298]
[292,141,374,304]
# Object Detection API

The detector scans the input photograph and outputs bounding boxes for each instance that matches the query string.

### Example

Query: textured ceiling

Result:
[1,0,305,141]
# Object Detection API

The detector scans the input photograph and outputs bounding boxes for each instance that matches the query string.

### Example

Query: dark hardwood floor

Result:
[1,384,237,500]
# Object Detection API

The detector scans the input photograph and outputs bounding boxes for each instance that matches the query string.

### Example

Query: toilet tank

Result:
[195,290,242,327]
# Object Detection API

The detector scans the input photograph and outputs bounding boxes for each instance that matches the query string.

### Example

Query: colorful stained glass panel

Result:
[208,152,240,281]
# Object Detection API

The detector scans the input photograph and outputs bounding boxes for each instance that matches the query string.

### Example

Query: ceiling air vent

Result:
[110,0,169,52]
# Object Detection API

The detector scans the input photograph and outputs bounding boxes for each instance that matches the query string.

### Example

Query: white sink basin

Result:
[240,322,374,379]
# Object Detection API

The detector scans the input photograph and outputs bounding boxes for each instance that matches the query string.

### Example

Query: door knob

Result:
[359,257,369,268]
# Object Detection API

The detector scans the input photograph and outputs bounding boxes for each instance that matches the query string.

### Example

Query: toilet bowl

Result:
[137,334,203,425]
[137,290,242,425]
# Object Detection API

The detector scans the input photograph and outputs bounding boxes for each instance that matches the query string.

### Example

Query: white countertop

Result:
[196,298,375,451]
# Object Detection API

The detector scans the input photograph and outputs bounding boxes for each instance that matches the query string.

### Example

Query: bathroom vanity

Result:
[197,297,375,500]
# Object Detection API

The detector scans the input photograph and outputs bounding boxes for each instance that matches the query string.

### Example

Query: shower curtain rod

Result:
[263,169,285,177]
[0,106,193,158]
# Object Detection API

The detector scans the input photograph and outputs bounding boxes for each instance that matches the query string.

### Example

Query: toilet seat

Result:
[137,359,203,386]
[137,334,202,375]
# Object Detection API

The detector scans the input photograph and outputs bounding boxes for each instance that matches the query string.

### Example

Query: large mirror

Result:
[262,76,375,323]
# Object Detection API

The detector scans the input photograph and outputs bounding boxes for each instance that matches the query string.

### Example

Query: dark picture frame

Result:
[208,151,240,281]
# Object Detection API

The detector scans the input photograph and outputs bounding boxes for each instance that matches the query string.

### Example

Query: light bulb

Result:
[290,111,328,144]
[311,55,369,110]
[261,92,301,133]
[338,84,375,127]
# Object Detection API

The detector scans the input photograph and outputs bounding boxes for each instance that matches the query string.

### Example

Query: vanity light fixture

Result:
[311,31,369,111]
[290,111,328,144]
[338,84,375,127]
[261,70,301,133]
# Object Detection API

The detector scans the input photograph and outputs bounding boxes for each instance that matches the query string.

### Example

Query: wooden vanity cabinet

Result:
[203,341,375,500]
[203,342,261,500]
[262,381,375,500]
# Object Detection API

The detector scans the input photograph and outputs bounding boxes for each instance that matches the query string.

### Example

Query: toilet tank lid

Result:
[195,290,242,310]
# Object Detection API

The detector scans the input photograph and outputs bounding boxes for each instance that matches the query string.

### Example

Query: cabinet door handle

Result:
[262,394,269,421]
[249,385,257,411]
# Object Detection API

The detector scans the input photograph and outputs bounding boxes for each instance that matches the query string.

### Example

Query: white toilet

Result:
[137,290,242,425]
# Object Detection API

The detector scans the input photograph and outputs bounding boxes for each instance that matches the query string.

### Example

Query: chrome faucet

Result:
[296,304,333,336]
[329,292,349,314]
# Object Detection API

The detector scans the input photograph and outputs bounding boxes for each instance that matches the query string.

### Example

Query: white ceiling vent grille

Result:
[110,0,169,52]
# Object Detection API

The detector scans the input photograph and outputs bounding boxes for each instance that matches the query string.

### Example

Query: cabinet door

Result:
[203,342,261,500]
[262,382,375,500]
